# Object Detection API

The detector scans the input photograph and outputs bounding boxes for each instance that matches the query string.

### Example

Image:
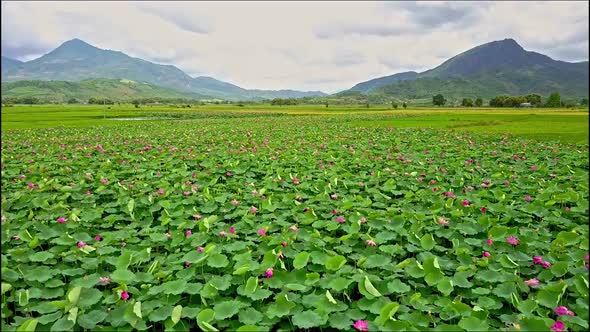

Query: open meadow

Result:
[1,105,589,331]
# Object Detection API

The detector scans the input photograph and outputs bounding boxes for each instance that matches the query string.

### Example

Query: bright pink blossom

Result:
[94,235,102,241]
[281,241,287,247]
[483,251,491,258]
[486,239,493,245]
[28,183,35,189]
[77,241,86,248]
[533,256,543,265]
[229,227,235,234]
[157,188,165,195]
[506,236,519,246]
[250,206,258,214]
[542,261,551,269]
[330,194,338,200]
[360,217,367,224]
[530,165,538,171]
[524,195,532,201]
[353,320,369,332]
[230,199,239,205]
[366,240,376,247]
[438,217,449,226]
[219,231,227,237]
[13,235,20,241]
[197,247,204,252]
[585,253,589,261]
[185,230,192,237]
[550,321,564,332]
[57,217,67,224]
[265,268,273,278]
[336,216,345,223]
[184,261,191,268]
[462,200,470,207]
[555,306,573,316]
[525,278,540,287]
[257,228,266,236]
[120,291,130,301]
[480,207,487,213]
[289,225,299,232]
[100,178,108,184]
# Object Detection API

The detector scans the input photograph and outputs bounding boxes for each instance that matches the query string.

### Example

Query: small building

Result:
[520,102,532,108]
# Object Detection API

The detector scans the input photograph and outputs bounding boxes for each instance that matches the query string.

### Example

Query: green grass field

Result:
[1,104,588,144]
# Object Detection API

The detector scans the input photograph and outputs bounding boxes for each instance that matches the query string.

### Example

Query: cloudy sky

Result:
[2,1,588,93]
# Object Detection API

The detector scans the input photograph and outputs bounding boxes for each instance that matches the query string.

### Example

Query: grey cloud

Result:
[333,50,365,66]
[314,23,413,39]
[137,3,213,34]
[391,1,492,29]
[0,41,51,60]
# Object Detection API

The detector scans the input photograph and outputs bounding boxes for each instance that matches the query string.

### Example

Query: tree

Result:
[581,98,589,106]
[67,98,78,104]
[475,98,483,107]
[525,94,542,106]
[433,94,446,106]
[402,102,407,109]
[461,98,474,107]
[545,92,561,108]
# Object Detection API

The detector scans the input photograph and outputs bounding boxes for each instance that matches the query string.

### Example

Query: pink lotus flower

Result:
[197,246,204,252]
[530,165,538,171]
[332,209,338,215]
[542,261,551,269]
[550,321,564,332]
[565,207,570,212]
[525,278,540,287]
[265,268,273,278]
[28,183,35,189]
[281,241,287,247]
[183,191,191,196]
[504,180,510,185]
[230,199,239,205]
[533,256,543,265]
[184,261,191,268]
[480,207,487,213]
[276,252,284,259]
[94,235,102,241]
[228,227,235,234]
[165,233,172,239]
[293,177,300,185]
[555,306,575,316]
[250,206,258,214]
[353,320,369,332]
[289,225,299,232]
[330,194,338,200]
[219,231,227,237]
[193,214,202,220]
[13,235,20,241]
[486,239,493,245]
[120,291,130,301]
[524,195,532,201]
[360,217,367,224]
[77,241,86,248]
[335,216,345,223]
[226,172,232,177]
[86,190,92,195]
[98,276,111,284]
[100,178,108,184]
[585,253,589,261]
[483,251,491,258]
[506,236,519,246]
[121,242,126,247]
[157,188,165,195]
[438,217,449,226]
[366,240,376,247]
[462,200,470,207]
[257,228,266,236]
[185,230,192,237]
[1,216,6,223]
[57,217,67,224]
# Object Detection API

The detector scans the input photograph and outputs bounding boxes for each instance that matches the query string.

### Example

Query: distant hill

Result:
[1,78,209,103]
[346,38,589,100]
[1,38,327,100]
[1,56,23,71]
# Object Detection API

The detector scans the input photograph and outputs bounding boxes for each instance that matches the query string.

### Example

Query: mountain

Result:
[349,71,418,93]
[1,56,23,70]
[346,38,589,100]
[1,38,326,100]
[1,78,209,103]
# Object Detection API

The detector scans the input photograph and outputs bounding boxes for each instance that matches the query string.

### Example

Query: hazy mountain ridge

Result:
[1,39,327,100]
[347,38,589,99]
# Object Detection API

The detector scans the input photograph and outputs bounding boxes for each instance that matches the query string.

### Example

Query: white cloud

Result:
[1,1,588,93]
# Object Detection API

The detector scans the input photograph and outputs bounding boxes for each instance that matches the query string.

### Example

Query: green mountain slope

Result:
[346,38,589,100]
[1,39,327,100]
[1,78,209,103]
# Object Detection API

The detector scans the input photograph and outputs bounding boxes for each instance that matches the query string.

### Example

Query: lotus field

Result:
[1,112,589,331]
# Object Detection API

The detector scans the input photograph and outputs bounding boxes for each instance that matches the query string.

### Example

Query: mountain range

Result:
[1,38,588,102]
[1,38,326,101]
[347,38,588,100]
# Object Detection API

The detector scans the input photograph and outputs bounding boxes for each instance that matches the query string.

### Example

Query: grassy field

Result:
[1,104,588,144]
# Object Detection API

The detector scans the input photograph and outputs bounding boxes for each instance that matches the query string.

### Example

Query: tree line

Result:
[432,92,587,108]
